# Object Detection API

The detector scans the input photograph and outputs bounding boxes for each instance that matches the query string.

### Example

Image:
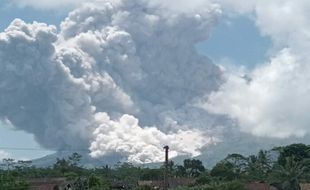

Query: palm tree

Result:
[270,156,310,190]
[246,150,273,181]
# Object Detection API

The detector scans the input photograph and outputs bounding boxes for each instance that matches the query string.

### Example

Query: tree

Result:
[74,177,88,190]
[224,154,248,176]
[210,161,235,181]
[183,159,205,177]
[14,160,32,177]
[140,168,162,180]
[114,162,140,188]
[68,152,83,175]
[270,156,310,190]
[275,144,310,166]
[53,158,71,176]
[88,173,102,189]
[68,152,82,168]
[0,172,29,190]
[246,150,273,181]
[195,171,212,185]
[174,165,187,177]
[2,158,15,171]
[88,173,110,190]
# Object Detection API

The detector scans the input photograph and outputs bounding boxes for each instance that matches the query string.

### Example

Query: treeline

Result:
[1,143,310,190]
[180,143,310,190]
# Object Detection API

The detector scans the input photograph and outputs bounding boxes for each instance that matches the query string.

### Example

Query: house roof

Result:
[245,182,279,190]
[301,183,310,190]
[138,177,195,189]
[29,178,70,190]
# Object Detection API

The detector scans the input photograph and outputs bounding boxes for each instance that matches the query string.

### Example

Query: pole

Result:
[163,145,169,190]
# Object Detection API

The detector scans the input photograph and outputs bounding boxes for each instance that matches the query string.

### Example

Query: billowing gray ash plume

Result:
[0,0,223,163]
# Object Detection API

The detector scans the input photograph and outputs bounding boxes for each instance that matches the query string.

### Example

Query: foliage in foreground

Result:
[172,181,246,190]
[0,143,310,190]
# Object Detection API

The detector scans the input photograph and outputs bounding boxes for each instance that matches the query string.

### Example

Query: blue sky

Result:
[0,2,66,30]
[197,16,271,68]
[0,1,272,160]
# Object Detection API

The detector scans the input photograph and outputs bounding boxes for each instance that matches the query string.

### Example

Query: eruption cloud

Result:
[0,0,223,163]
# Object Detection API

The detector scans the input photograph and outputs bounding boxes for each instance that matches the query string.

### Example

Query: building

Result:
[301,183,310,190]
[29,178,72,190]
[138,177,195,189]
[245,182,279,190]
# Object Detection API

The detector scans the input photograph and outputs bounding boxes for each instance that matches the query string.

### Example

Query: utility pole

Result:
[163,145,169,190]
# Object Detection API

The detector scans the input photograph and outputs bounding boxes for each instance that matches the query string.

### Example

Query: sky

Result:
[2,0,300,162]
[197,15,271,68]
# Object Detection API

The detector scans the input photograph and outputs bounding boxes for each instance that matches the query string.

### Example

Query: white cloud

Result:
[205,49,310,138]
[204,0,310,139]
[216,0,310,51]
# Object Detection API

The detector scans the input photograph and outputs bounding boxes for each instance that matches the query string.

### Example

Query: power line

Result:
[0,146,90,152]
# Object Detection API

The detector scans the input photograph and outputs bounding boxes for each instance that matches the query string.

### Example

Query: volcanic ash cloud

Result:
[0,0,222,163]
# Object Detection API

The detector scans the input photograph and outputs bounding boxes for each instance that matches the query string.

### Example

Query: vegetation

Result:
[0,143,310,190]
